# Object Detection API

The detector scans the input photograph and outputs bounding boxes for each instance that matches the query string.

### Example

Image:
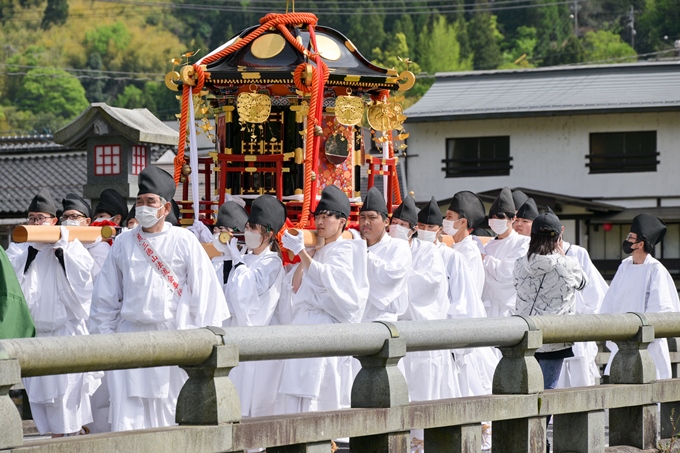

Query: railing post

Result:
[492,327,546,453]
[609,323,658,449]
[425,424,481,453]
[553,410,605,453]
[176,327,241,425]
[350,321,409,452]
[660,335,680,439]
[0,346,23,449]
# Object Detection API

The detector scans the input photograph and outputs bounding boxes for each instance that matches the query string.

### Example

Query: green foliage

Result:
[17,68,89,118]
[41,0,68,30]
[500,26,537,69]
[468,11,502,70]
[637,0,680,53]
[417,16,472,73]
[582,30,637,63]
[84,22,132,57]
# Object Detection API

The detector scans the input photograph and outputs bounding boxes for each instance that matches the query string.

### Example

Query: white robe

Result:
[400,239,459,402]
[600,254,680,380]
[451,235,486,298]
[279,238,369,412]
[90,223,230,431]
[83,239,111,434]
[557,243,608,388]
[225,249,284,417]
[363,232,411,322]
[436,242,498,397]
[482,230,530,317]
[6,240,96,435]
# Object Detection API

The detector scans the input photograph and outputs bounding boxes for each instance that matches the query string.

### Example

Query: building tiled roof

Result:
[0,152,87,215]
[406,61,680,122]
[0,135,65,155]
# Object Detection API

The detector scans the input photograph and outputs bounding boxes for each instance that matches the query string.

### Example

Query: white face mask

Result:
[244,229,263,250]
[442,219,459,236]
[61,220,82,227]
[416,228,438,243]
[488,218,510,235]
[136,206,164,229]
[389,224,412,241]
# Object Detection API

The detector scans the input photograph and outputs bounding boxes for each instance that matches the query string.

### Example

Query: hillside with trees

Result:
[0,0,678,134]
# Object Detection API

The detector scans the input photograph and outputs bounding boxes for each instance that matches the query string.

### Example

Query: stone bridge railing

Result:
[1,313,680,452]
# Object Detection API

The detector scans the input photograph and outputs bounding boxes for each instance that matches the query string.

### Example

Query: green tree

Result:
[582,30,637,63]
[17,68,89,120]
[84,22,131,58]
[40,0,67,30]
[417,15,472,73]
[637,0,680,53]
[500,25,537,68]
[468,10,502,70]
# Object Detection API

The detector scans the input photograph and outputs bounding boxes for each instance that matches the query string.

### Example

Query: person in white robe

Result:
[358,187,411,323]
[482,188,530,318]
[90,166,230,432]
[209,201,249,288]
[6,188,96,437]
[444,191,488,302]
[419,195,498,450]
[513,198,537,238]
[279,185,369,414]
[391,195,458,452]
[557,238,608,388]
[223,195,286,418]
[601,213,680,380]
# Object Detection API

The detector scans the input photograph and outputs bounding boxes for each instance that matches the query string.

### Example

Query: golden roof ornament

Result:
[334,91,364,126]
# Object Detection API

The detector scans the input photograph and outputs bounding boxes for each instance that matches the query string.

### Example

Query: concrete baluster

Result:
[0,345,23,449]
[492,328,546,453]
[660,337,680,440]
[553,410,605,453]
[350,321,409,452]
[176,327,241,426]
[609,323,658,449]
[425,424,482,453]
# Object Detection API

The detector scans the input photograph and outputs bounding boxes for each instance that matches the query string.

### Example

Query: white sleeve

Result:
[90,242,124,334]
[177,233,231,329]
[226,254,283,326]
[366,247,411,310]
[305,242,368,323]
[59,239,95,321]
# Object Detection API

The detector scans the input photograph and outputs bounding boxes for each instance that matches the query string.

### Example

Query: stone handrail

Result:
[1,312,680,452]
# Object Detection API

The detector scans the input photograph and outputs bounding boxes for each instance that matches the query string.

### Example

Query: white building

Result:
[404,62,680,280]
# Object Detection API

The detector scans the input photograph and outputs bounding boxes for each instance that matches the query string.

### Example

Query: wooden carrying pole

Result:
[12,225,104,244]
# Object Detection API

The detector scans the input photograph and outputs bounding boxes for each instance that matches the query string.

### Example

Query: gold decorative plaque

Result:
[334,96,364,126]
[367,102,406,131]
[237,92,272,124]
[251,33,286,60]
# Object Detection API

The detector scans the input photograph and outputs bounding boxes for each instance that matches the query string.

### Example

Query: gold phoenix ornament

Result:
[367,101,406,132]
[334,95,364,126]
[237,92,272,124]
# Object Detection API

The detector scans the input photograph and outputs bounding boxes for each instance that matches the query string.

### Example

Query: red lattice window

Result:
[132,145,147,175]
[94,145,121,176]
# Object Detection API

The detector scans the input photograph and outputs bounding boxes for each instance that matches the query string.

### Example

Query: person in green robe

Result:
[0,245,35,339]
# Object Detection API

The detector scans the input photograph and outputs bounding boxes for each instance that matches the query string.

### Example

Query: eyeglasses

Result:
[27,215,54,224]
[625,233,639,242]
[60,214,86,222]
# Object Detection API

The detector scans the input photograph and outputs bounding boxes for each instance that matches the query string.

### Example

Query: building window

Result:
[587,131,658,174]
[442,136,512,178]
[132,145,147,175]
[94,145,121,176]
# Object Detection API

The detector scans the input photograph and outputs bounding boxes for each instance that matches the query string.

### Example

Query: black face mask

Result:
[622,240,638,255]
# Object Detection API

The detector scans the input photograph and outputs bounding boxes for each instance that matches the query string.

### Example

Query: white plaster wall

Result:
[405,112,680,205]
